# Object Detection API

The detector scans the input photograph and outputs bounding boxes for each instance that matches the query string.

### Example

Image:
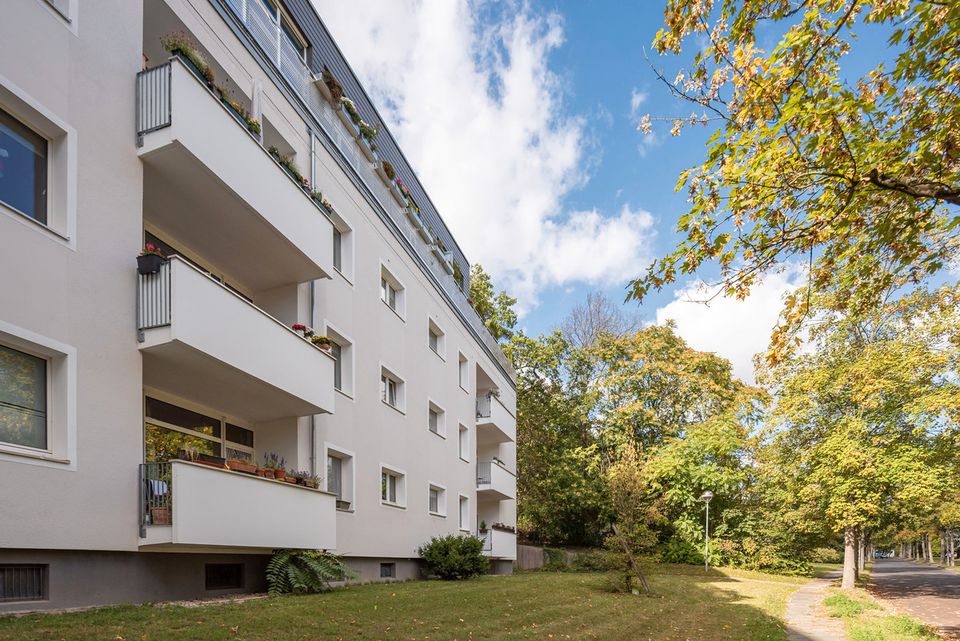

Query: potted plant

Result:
[262,452,285,479]
[150,506,172,525]
[160,31,215,87]
[137,244,164,275]
[311,335,332,351]
[321,66,344,106]
[479,520,488,533]
[283,471,298,484]
[292,470,309,486]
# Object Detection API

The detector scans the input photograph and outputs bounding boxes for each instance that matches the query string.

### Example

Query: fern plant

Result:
[266,549,353,596]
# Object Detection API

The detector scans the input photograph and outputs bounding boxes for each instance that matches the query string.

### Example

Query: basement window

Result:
[0,565,46,602]
[205,563,244,590]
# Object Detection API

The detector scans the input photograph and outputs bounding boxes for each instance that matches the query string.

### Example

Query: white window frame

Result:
[0,73,78,249]
[380,463,406,508]
[143,389,255,463]
[458,352,470,392]
[428,482,447,517]
[458,424,470,462]
[427,317,445,360]
[379,262,405,320]
[324,442,356,512]
[458,494,470,532]
[0,320,76,469]
[315,182,354,284]
[427,400,446,438]
[379,363,405,413]
[323,321,355,398]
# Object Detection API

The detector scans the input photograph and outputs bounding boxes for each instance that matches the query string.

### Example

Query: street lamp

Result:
[700,491,714,573]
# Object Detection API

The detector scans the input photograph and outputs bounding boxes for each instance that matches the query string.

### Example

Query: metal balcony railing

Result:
[476,461,492,486]
[135,64,172,144]
[137,260,172,334]
[139,461,173,536]
[476,393,492,419]
[479,529,492,552]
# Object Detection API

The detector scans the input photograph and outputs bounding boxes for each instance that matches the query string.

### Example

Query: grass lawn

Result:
[0,566,801,641]
[824,590,940,641]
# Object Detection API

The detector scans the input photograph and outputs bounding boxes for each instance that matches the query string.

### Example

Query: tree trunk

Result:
[842,527,857,589]
[928,533,935,563]
[940,531,946,566]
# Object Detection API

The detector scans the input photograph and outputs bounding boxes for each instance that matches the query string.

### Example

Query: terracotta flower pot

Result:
[227,460,257,475]
[274,469,286,480]
[263,469,275,479]
[150,506,171,525]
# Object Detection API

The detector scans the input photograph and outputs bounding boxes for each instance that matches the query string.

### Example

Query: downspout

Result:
[309,279,317,476]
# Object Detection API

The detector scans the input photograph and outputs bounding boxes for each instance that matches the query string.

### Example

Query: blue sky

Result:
[312,0,817,381]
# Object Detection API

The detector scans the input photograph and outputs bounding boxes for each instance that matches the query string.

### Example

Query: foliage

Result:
[214,84,261,135]
[571,550,618,572]
[469,263,518,342]
[631,1,960,365]
[160,31,214,85]
[810,547,844,565]
[418,535,488,580]
[659,539,703,565]
[341,97,378,143]
[265,549,351,596]
[381,159,396,181]
[321,66,344,104]
[824,593,881,619]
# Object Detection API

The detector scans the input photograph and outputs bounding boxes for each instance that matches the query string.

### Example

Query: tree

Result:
[631,1,960,361]
[469,263,518,342]
[560,292,641,349]
[760,286,960,587]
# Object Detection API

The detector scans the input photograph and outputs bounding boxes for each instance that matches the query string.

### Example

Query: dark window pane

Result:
[379,563,395,578]
[0,344,47,450]
[145,423,218,463]
[0,108,47,224]
[330,342,342,390]
[145,397,220,438]
[332,228,342,271]
[205,563,244,590]
[0,565,46,602]
[225,423,254,447]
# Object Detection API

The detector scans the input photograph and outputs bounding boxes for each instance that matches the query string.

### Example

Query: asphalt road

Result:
[870,558,960,638]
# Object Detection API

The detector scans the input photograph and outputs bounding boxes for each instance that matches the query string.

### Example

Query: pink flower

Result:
[292,323,306,331]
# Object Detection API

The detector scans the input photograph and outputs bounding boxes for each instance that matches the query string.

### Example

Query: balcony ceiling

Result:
[143,148,323,293]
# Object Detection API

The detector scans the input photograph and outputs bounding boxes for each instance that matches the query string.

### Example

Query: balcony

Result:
[479,528,517,560]
[136,58,334,292]
[140,461,336,550]
[476,461,516,500]
[476,393,516,444]
[137,257,335,420]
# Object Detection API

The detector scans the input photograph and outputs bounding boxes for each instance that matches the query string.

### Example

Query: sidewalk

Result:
[785,571,846,641]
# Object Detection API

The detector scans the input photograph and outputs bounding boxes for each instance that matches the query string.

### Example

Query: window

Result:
[0,565,46,602]
[380,467,405,507]
[205,564,244,590]
[380,562,396,578]
[379,265,405,318]
[458,424,469,461]
[332,227,342,272]
[144,396,253,463]
[428,402,445,437]
[380,366,404,412]
[325,445,355,510]
[428,484,446,516]
[0,107,47,225]
[458,353,469,390]
[256,0,308,63]
[0,343,47,451]
[459,495,470,531]
[427,319,445,358]
[330,341,342,391]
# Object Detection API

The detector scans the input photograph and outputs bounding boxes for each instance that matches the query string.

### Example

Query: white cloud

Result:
[312,0,655,311]
[655,267,805,384]
[629,88,647,118]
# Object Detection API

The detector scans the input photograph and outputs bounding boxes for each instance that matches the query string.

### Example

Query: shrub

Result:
[571,549,617,572]
[824,593,881,618]
[543,547,567,570]
[810,546,844,564]
[266,549,352,596]
[418,535,487,580]
[659,539,704,565]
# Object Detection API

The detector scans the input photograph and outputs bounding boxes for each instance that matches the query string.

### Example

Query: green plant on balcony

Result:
[160,31,214,87]
[341,97,378,144]
[310,335,332,351]
[266,549,353,595]
[268,146,310,190]
[214,84,261,136]
[381,159,396,181]
[321,66,344,105]
[452,259,464,291]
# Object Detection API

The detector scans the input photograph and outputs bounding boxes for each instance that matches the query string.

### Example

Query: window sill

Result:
[380,501,406,510]
[0,201,71,245]
[381,299,405,323]
[459,385,470,395]
[459,456,470,463]
[0,444,68,465]
[430,348,445,362]
[334,267,354,287]
[381,399,405,415]
[429,429,446,440]
[335,388,355,401]
[429,511,446,518]
[336,507,355,514]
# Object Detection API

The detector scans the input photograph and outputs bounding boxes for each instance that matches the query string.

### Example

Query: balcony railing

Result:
[476,460,516,500]
[479,529,492,552]
[135,64,172,141]
[476,393,516,443]
[139,462,173,537]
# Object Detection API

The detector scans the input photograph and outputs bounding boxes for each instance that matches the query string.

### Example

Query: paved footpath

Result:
[785,571,846,641]
[870,558,960,639]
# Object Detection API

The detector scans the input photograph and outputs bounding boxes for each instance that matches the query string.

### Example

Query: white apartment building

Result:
[0,0,517,611]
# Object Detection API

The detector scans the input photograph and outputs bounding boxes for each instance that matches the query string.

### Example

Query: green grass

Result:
[0,568,800,641]
[810,562,843,578]
[823,588,939,641]
[824,592,881,618]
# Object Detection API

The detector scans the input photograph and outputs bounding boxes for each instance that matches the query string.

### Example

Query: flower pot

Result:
[318,343,331,351]
[227,460,257,475]
[256,467,268,478]
[274,469,286,481]
[263,469,275,479]
[137,254,163,275]
[150,506,172,526]
[283,476,297,484]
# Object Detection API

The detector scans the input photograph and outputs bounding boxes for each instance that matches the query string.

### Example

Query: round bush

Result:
[418,535,488,579]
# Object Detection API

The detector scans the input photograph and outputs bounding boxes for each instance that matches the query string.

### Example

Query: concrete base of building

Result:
[491,559,514,575]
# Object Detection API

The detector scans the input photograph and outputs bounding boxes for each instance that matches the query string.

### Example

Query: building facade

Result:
[0,0,516,612]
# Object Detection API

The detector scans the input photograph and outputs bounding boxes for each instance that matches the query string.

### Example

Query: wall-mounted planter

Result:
[390,182,406,206]
[418,225,434,244]
[432,246,454,274]
[406,205,422,225]
[337,103,361,137]
[137,254,164,275]
[356,136,377,163]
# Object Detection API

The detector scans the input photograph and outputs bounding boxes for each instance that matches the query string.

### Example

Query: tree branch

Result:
[867,169,960,206]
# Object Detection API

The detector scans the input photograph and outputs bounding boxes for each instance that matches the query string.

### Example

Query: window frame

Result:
[0,106,49,226]
[379,263,406,320]
[427,317,445,360]
[143,391,255,464]
[324,442,356,511]
[0,342,51,454]
[427,482,447,517]
[458,352,469,391]
[379,464,406,508]
[458,424,470,462]
[458,494,470,532]
[427,400,446,438]
[379,364,405,413]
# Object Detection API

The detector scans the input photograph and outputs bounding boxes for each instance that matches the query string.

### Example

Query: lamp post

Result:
[700,491,714,573]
